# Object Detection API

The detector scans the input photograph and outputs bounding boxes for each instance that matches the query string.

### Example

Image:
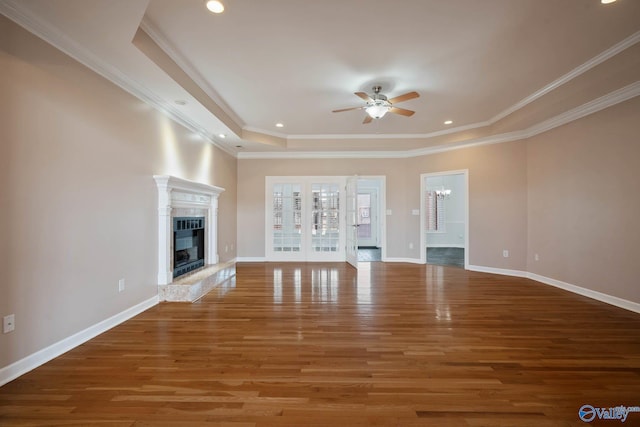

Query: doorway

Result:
[420,170,469,268]
[357,178,384,262]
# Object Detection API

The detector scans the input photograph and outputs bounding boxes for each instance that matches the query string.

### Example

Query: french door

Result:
[266,177,346,261]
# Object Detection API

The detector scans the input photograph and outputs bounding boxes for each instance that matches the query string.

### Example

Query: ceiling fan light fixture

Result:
[365,102,391,119]
[206,0,225,13]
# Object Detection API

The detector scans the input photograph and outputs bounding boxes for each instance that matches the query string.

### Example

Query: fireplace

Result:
[173,217,205,278]
[154,175,225,286]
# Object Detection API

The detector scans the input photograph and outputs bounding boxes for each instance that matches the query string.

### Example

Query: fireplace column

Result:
[207,194,219,265]
[156,180,173,286]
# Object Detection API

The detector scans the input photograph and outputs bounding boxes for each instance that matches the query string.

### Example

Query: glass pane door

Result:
[272,183,302,254]
[311,183,340,253]
[266,177,345,261]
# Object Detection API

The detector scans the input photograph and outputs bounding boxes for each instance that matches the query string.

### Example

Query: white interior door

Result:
[266,177,345,262]
[345,176,358,268]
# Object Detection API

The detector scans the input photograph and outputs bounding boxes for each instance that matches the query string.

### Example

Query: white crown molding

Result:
[238,81,640,160]
[2,0,638,159]
[0,1,237,158]
[242,126,289,139]
[285,120,491,141]
[139,17,245,128]
[489,30,640,124]
[0,295,159,387]
[246,31,640,142]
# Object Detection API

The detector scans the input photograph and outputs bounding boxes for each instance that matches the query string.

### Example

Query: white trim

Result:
[527,273,640,314]
[238,82,640,160]
[0,1,236,158]
[489,30,640,124]
[0,295,159,387]
[383,257,423,264]
[3,0,636,159]
[236,257,268,262]
[466,264,528,278]
[140,18,245,129]
[426,244,465,248]
[243,126,289,139]
[466,265,640,314]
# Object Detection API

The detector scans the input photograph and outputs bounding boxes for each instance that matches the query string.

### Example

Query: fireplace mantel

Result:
[153,175,224,286]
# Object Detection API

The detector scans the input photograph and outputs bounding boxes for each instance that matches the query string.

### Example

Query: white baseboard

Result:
[527,272,640,314]
[236,257,267,262]
[467,264,528,278]
[0,295,159,387]
[383,257,423,264]
[467,264,640,314]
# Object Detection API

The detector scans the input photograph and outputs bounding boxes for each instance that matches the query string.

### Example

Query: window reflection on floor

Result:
[312,268,339,303]
[273,268,282,304]
[356,262,372,307]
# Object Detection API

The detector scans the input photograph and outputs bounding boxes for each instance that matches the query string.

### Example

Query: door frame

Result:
[419,170,469,268]
[358,176,387,261]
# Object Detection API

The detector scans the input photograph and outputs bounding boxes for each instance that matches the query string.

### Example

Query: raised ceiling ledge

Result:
[153,175,225,288]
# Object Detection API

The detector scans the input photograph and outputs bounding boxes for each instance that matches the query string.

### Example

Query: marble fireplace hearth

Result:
[154,175,235,302]
[158,261,236,302]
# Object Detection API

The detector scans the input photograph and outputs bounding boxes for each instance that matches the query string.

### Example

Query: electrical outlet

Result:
[225,245,229,253]
[503,250,509,258]
[409,242,414,250]
[118,278,125,292]
[535,253,539,261]
[3,314,15,333]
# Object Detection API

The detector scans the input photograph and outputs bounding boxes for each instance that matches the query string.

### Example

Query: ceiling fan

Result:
[332,86,420,124]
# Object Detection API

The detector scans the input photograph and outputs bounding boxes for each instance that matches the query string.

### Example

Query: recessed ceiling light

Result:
[175,100,187,106]
[601,0,616,3]
[218,133,226,138]
[444,120,453,125]
[206,0,225,13]
[275,123,284,128]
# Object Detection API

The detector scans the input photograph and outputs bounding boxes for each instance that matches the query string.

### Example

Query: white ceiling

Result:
[2,0,640,156]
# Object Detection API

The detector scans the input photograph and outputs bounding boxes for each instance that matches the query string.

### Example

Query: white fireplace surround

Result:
[154,175,224,286]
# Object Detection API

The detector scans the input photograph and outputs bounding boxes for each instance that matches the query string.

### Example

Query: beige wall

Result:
[0,17,237,368]
[527,96,640,303]
[238,100,640,305]
[238,140,529,270]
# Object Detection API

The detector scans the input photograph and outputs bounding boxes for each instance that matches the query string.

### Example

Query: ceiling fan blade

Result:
[389,107,415,117]
[388,91,419,104]
[332,106,364,113]
[363,115,373,124]
[355,92,373,102]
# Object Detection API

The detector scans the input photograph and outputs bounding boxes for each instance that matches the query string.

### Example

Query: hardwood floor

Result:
[2,262,640,426]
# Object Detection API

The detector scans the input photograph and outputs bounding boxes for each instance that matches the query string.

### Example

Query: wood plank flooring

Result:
[1,262,640,426]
